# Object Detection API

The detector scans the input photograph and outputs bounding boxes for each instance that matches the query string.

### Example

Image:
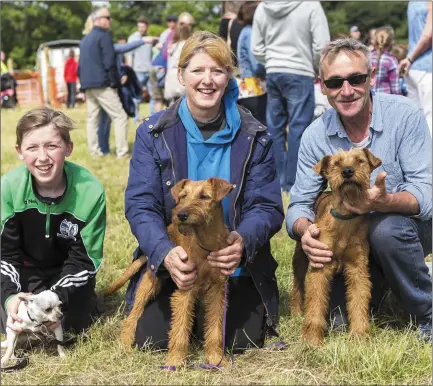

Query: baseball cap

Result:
[350,26,359,33]
[166,15,178,22]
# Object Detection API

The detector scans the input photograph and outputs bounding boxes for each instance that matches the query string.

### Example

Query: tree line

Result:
[0,1,409,70]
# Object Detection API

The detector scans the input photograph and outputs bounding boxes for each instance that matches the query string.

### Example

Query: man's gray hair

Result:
[319,38,372,77]
[91,7,106,21]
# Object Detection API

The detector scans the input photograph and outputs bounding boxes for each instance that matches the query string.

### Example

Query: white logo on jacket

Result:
[57,219,78,241]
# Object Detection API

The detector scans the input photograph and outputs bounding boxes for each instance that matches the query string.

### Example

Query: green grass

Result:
[1,105,431,385]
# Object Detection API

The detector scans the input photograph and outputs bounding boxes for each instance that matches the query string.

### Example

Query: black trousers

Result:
[66,82,76,108]
[135,276,266,353]
[1,265,98,335]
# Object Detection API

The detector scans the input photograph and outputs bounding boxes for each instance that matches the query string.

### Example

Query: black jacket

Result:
[78,26,119,90]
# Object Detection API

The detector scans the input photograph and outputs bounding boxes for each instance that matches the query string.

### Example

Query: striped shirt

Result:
[286,91,432,238]
[371,50,401,95]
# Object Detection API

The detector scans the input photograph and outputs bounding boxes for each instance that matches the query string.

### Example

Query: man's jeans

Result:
[266,73,315,192]
[134,71,152,120]
[329,214,432,324]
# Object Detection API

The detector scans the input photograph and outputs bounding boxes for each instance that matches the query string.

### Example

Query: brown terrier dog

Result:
[105,177,233,367]
[290,148,382,346]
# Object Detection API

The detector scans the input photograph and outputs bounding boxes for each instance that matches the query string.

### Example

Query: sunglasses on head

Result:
[99,15,112,20]
[324,73,369,89]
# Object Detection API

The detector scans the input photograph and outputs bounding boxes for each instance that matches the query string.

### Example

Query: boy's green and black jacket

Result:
[1,161,106,310]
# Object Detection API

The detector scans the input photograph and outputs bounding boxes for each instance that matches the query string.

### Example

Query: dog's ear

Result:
[18,294,30,304]
[312,155,331,177]
[171,179,190,204]
[363,148,382,170]
[208,178,234,201]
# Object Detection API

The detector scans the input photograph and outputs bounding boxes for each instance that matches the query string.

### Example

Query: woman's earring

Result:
[18,155,24,160]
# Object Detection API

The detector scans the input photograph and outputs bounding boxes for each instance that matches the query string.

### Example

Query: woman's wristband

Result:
[407,56,414,64]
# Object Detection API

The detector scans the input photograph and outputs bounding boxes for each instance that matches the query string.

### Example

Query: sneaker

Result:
[417,320,432,343]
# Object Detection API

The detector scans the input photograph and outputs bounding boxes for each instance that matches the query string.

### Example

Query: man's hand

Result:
[398,58,412,75]
[301,224,332,269]
[207,231,244,276]
[6,293,32,332]
[120,75,128,85]
[163,246,197,291]
[343,171,389,214]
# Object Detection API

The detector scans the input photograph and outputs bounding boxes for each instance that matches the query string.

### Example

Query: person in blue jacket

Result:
[124,31,284,352]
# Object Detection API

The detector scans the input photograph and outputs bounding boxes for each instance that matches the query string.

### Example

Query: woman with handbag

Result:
[236,1,267,125]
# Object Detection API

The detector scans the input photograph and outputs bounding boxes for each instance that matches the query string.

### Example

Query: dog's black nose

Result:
[342,167,354,179]
[177,211,189,222]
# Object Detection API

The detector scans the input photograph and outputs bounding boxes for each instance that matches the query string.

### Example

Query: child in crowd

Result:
[391,43,409,96]
[371,26,401,94]
[1,107,106,336]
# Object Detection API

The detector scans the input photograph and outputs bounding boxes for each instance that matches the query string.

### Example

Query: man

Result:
[286,38,432,341]
[251,1,330,192]
[349,25,361,40]
[399,2,432,135]
[127,16,158,120]
[78,7,129,158]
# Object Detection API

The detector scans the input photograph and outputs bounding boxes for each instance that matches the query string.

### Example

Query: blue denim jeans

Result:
[135,71,152,120]
[266,73,314,192]
[329,214,432,324]
[98,109,111,154]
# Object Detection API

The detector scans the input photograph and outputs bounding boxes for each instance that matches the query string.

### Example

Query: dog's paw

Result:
[165,354,187,367]
[301,327,324,346]
[205,353,227,367]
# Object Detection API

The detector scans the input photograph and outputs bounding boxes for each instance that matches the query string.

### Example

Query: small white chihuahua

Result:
[1,290,65,366]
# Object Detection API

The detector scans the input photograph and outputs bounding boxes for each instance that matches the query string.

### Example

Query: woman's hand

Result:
[207,231,244,276]
[163,246,197,291]
[6,292,32,332]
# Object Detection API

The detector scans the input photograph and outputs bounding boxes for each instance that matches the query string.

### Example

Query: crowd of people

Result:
[0,1,432,364]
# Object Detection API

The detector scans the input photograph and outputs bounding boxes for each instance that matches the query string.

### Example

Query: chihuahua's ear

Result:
[170,179,190,204]
[18,294,30,304]
[362,148,382,171]
[208,178,234,202]
[312,155,331,177]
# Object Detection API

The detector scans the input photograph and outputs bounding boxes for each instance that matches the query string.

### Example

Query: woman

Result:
[1,107,106,335]
[125,31,283,352]
[163,15,194,105]
[236,1,267,125]
[371,26,401,95]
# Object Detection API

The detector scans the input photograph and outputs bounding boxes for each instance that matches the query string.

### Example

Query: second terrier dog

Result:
[105,177,234,367]
[290,148,382,346]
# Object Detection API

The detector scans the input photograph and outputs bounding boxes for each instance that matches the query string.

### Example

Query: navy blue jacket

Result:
[78,27,119,90]
[124,98,284,334]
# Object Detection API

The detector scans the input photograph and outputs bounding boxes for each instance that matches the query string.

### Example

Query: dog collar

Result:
[198,244,213,253]
[26,309,42,327]
[330,208,360,220]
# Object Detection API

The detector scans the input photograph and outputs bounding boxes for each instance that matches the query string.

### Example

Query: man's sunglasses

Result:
[323,73,369,89]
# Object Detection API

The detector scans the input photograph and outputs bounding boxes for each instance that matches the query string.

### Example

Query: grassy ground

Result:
[1,105,431,385]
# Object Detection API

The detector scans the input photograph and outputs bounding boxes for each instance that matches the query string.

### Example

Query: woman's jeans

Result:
[328,214,432,324]
[266,73,314,192]
[98,109,111,154]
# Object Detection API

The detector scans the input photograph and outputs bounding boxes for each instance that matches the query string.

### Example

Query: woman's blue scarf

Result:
[178,77,241,225]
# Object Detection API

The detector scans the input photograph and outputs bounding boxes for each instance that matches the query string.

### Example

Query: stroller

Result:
[1,73,18,108]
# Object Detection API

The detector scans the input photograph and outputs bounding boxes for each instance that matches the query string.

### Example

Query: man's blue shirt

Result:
[286,91,432,239]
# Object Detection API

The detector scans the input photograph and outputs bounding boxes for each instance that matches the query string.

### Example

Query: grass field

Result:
[1,105,431,385]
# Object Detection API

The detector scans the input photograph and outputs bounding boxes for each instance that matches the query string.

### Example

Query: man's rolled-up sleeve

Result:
[286,129,327,239]
[395,109,432,220]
